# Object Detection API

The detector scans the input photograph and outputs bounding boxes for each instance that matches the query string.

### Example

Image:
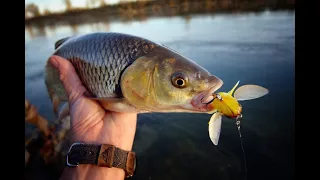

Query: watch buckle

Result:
[66,143,83,167]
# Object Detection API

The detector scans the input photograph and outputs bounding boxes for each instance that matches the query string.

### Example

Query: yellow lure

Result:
[207,81,269,146]
[210,81,242,119]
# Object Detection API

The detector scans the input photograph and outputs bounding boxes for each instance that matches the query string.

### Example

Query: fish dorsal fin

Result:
[228,81,240,96]
[55,37,71,49]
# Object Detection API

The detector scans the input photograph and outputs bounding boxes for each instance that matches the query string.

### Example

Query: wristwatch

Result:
[66,143,136,178]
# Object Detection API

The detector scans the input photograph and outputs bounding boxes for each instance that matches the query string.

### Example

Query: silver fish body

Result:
[45,32,223,115]
[45,32,159,100]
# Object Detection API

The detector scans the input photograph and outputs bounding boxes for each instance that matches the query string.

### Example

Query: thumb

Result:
[48,55,87,105]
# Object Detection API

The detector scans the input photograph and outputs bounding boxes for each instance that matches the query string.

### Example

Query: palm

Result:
[69,97,137,150]
[50,55,137,151]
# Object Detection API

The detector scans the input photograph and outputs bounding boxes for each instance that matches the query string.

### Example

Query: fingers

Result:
[48,55,87,105]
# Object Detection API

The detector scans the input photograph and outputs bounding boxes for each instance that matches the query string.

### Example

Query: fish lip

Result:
[201,85,221,103]
[189,84,223,112]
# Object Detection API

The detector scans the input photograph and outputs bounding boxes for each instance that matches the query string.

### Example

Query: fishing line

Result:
[236,117,248,180]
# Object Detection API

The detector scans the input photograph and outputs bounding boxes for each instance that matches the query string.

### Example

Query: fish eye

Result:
[171,72,188,88]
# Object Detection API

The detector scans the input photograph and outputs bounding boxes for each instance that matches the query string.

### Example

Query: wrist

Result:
[64,142,136,179]
[69,113,137,151]
[61,165,125,180]
[70,135,134,152]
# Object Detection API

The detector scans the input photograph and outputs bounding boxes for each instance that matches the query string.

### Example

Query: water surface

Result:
[25,10,295,180]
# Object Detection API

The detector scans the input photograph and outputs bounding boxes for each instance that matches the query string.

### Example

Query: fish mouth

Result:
[183,81,223,112]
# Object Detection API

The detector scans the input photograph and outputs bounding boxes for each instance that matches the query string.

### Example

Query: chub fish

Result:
[44,32,223,119]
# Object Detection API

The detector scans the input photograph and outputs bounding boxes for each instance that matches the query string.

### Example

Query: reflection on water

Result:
[183,15,191,29]
[26,21,112,41]
[26,24,47,40]
[25,26,35,40]
[48,24,57,37]
[25,10,294,180]
[70,23,78,34]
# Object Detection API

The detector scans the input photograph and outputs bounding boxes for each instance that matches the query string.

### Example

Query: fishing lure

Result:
[207,81,269,146]
[206,81,268,180]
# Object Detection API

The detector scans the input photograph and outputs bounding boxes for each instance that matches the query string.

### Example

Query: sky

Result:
[25,0,124,13]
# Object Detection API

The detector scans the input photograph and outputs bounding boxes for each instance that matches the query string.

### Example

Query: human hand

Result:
[48,55,137,180]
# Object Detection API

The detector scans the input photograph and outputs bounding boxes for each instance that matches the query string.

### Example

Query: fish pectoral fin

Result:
[58,103,70,122]
[234,85,269,101]
[89,97,139,113]
[55,36,72,49]
[208,113,222,146]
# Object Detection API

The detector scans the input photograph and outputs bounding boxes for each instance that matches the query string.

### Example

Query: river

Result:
[25,10,295,180]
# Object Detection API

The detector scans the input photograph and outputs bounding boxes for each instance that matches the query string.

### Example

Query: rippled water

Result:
[25,10,295,180]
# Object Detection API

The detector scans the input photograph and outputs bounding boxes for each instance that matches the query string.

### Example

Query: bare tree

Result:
[86,0,97,8]
[64,0,73,11]
[25,3,40,17]
[86,0,91,8]
[119,0,128,4]
[43,8,51,15]
[85,0,106,8]
[100,0,106,7]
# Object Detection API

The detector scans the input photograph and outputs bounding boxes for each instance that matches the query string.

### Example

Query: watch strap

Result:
[67,143,135,177]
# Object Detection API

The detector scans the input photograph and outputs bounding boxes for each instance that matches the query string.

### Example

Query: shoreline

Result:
[25,0,295,27]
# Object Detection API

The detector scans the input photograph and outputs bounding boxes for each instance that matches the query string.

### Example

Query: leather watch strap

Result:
[66,143,136,178]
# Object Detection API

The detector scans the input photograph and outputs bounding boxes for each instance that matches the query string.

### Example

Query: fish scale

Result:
[49,32,153,99]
